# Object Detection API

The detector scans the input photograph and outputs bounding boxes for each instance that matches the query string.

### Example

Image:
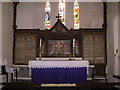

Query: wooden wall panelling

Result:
[14,33,37,64]
[25,34,36,63]
[82,32,105,65]
[94,32,105,64]
[83,32,94,64]
[14,33,26,64]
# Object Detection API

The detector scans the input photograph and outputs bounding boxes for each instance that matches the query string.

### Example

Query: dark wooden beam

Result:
[13,2,19,30]
[102,2,107,30]
[12,2,19,66]
[102,2,107,65]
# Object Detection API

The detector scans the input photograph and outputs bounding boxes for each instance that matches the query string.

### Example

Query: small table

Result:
[6,67,14,82]
[6,67,19,82]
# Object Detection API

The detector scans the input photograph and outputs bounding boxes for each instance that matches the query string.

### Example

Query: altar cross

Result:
[56,14,62,20]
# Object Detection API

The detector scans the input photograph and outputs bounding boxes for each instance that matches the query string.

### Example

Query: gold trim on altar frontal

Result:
[41,84,76,87]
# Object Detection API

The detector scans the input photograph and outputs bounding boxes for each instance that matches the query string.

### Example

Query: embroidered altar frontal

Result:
[29,61,89,84]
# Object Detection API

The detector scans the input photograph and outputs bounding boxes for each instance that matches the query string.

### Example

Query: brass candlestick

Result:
[39,47,42,60]
[72,47,75,60]
[68,54,72,61]
[69,47,75,61]
[36,56,39,60]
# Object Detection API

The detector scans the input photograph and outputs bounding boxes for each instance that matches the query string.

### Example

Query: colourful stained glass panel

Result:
[74,0,79,29]
[59,0,66,25]
[45,0,51,29]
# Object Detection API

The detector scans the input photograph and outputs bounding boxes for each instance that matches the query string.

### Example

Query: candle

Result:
[40,39,42,47]
[73,39,75,47]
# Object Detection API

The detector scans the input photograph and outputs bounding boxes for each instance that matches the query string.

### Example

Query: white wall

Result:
[118,2,120,75]
[0,2,2,60]
[16,2,103,29]
[0,2,2,85]
[107,2,119,81]
[2,2,13,67]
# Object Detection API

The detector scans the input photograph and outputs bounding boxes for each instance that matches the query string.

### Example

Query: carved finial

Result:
[56,14,61,20]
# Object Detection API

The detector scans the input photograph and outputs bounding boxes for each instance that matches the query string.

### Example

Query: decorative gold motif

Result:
[49,40,70,57]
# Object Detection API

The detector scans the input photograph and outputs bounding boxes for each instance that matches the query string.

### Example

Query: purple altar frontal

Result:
[29,61,89,84]
[31,67,87,84]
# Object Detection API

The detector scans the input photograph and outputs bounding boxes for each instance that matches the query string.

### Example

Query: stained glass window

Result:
[74,0,79,29]
[59,0,66,25]
[45,0,51,29]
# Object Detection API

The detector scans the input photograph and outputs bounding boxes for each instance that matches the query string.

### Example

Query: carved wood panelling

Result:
[94,33,105,64]
[14,33,37,64]
[13,20,106,65]
[83,33,94,64]
[83,32,105,64]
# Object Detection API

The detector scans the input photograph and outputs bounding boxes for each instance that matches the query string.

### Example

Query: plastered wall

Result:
[2,2,13,67]
[16,2,103,29]
[0,2,2,60]
[107,2,119,81]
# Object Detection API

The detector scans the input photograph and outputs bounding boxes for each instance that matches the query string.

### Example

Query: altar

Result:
[29,60,89,84]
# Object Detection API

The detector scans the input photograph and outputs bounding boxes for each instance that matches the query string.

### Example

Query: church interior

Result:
[0,0,120,89]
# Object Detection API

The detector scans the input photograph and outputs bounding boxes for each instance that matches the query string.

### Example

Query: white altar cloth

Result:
[29,60,89,74]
